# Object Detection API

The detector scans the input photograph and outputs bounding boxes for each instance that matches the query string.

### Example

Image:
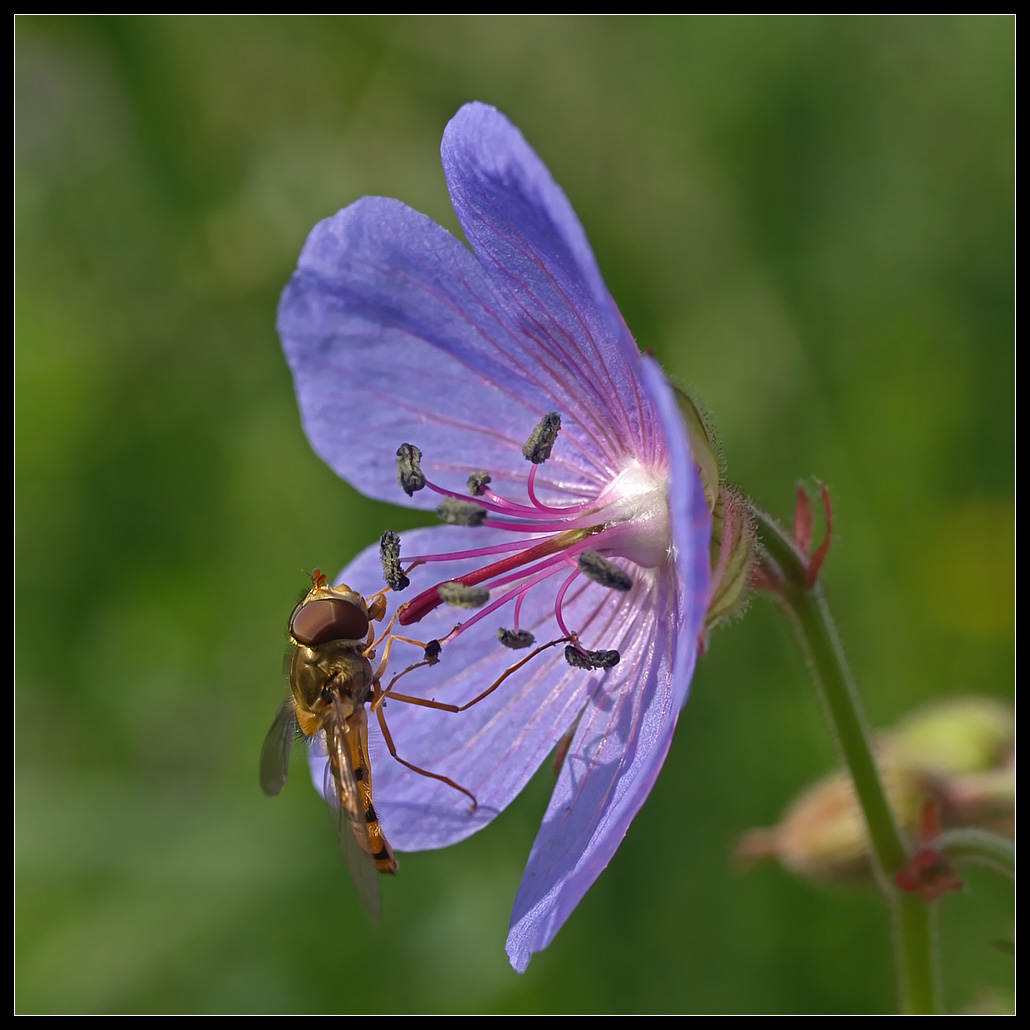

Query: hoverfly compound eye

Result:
[290,597,370,646]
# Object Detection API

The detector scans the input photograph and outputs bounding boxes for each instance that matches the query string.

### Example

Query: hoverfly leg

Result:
[379,637,571,718]
[372,631,445,682]
[364,559,426,645]
[369,700,479,813]
[451,637,571,713]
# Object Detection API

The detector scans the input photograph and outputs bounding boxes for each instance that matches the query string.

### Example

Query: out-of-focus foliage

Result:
[16,16,1012,1014]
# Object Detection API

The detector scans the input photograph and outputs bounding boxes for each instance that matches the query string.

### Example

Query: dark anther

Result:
[396,443,426,496]
[564,645,621,670]
[577,550,632,591]
[379,530,409,591]
[436,497,488,527]
[522,412,562,464]
[437,582,490,609]
[497,628,535,649]
[424,639,442,662]
[467,471,492,496]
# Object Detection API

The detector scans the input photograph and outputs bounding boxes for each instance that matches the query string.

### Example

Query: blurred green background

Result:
[16,16,1013,1014]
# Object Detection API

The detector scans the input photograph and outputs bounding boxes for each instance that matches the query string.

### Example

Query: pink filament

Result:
[396,464,607,632]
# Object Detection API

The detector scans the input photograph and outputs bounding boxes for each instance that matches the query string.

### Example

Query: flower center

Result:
[387,416,672,665]
[591,459,672,570]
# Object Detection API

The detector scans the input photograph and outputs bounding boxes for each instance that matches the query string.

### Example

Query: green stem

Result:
[751,504,939,1014]
[897,893,939,1015]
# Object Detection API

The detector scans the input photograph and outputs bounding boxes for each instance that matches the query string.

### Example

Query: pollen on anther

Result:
[379,530,409,590]
[497,628,535,649]
[436,497,488,527]
[564,646,621,670]
[396,443,426,496]
[467,471,492,496]
[438,582,491,609]
[577,550,632,592]
[522,412,562,464]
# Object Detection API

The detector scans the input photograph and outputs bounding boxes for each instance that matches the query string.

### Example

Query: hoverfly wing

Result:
[260,698,298,797]
[323,707,382,921]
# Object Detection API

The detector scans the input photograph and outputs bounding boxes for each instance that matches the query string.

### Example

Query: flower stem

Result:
[750,503,939,1014]
[896,893,939,1015]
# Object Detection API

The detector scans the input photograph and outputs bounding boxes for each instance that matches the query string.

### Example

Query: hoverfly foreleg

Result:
[363,558,426,640]
[377,636,571,715]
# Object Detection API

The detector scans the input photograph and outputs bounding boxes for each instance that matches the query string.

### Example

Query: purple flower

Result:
[278,102,713,972]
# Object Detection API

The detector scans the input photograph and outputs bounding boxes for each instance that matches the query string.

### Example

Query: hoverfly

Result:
[260,569,475,920]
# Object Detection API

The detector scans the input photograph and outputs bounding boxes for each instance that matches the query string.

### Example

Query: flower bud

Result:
[884,695,1013,776]
[735,761,928,883]
[735,696,1014,885]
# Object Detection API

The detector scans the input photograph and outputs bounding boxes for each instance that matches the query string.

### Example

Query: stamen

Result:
[379,531,409,591]
[551,568,581,640]
[437,582,490,609]
[400,440,597,526]
[408,537,535,564]
[577,550,632,592]
[522,412,561,464]
[398,527,595,627]
[434,558,568,645]
[436,497,488,527]
[564,646,621,670]
[422,474,582,526]
[396,443,426,496]
[467,471,492,496]
[480,514,602,535]
[480,484,598,519]
[497,628,535,649]
[513,592,527,631]
[525,462,550,511]
[383,413,668,687]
